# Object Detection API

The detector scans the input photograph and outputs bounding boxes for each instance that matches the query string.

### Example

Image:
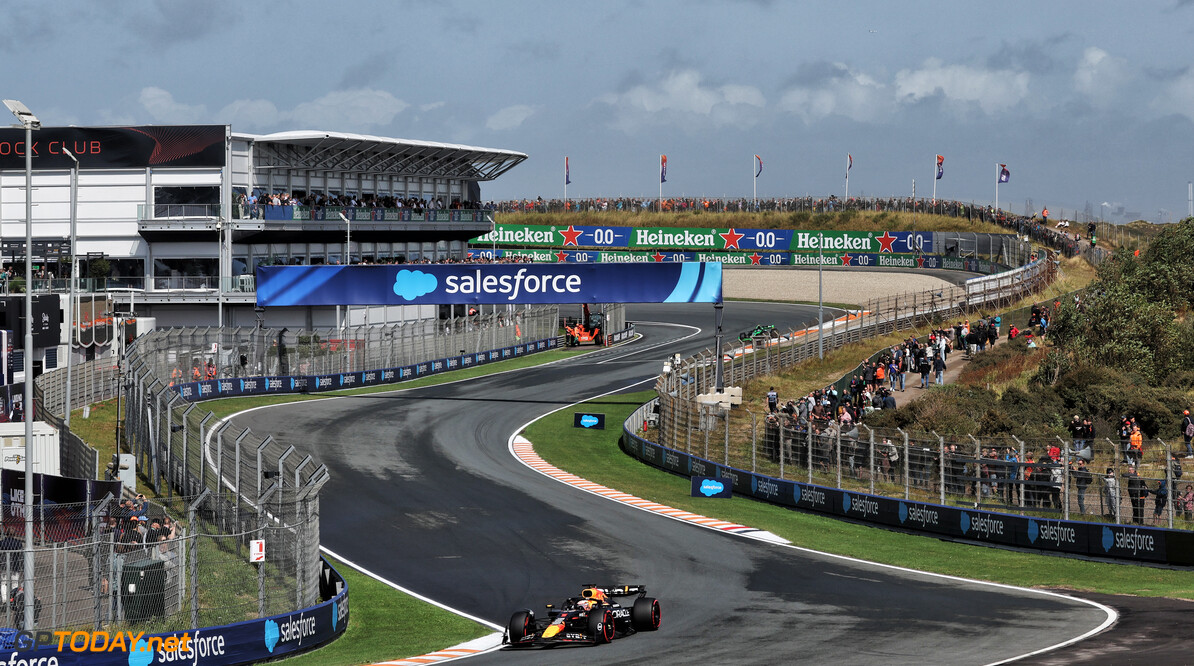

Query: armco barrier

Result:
[621,403,1194,567]
[173,337,558,401]
[0,557,348,665]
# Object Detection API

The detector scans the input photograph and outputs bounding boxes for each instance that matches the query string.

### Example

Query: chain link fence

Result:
[655,256,1056,447]
[21,307,568,635]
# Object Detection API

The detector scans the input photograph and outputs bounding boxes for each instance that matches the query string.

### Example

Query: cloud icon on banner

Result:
[393,270,438,300]
[579,415,599,428]
[265,619,280,652]
[700,480,725,496]
[128,639,154,666]
[1102,526,1114,552]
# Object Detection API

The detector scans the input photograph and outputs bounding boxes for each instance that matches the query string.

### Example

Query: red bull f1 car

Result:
[504,584,661,648]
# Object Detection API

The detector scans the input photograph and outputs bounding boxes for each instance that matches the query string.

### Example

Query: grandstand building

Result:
[0,124,525,377]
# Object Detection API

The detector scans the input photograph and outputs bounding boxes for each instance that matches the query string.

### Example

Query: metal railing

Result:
[135,306,559,382]
[0,492,319,634]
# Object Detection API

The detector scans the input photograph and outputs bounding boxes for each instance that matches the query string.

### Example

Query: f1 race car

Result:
[738,323,779,342]
[504,584,661,648]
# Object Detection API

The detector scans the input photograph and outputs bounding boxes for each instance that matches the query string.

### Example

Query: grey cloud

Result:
[505,41,562,62]
[123,0,229,46]
[984,36,1070,75]
[339,57,393,89]
[782,61,852,88]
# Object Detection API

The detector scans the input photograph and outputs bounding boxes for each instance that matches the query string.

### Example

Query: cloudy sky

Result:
[6,0,1194,221]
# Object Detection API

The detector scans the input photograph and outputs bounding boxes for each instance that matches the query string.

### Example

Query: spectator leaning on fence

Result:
[1181,409,1193,458]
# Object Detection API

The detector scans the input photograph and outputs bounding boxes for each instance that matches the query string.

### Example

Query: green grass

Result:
[527,391,1194,599]
[276,556,491,665]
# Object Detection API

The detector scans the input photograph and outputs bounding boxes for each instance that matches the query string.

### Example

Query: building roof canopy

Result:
[238,130,527,182]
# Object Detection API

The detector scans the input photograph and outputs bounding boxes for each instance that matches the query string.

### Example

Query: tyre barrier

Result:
[622,405,1194,567]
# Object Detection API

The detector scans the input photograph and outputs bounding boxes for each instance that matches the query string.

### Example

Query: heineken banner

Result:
[465,248,1005,272]
[472,224,934,253]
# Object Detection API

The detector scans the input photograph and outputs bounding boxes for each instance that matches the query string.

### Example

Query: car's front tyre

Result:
[589,608,615,644]
[507,610,534,646]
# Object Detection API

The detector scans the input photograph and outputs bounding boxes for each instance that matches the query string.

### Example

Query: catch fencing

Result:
[20,305,562,634]
[654,256,1056,449]
[146,306,559,381]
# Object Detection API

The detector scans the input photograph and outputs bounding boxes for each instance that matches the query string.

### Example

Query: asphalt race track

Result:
[235,301,1112,665]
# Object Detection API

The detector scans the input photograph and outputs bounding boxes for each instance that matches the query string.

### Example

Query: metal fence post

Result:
[234,430,249,541]
[198,413,215,492]
[1013,435,1026,512]
[868,427,876,495]
[935,431,946,505]
[723,408,730,467]
[899,428,910,500]
[257,483,278,618]
[187,489,211,629]
[835,428,842,489]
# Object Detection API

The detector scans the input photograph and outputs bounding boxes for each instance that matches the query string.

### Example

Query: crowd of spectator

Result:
[96,495,181,593]
[237,191,484,217]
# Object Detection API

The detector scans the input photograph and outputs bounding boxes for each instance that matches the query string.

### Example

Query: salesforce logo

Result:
[699,479,725,496]
[1103,526,1114,552]
[264,618,280,652]
[393,269,438,300]
[960,511,970,534]
[579,415,599,428]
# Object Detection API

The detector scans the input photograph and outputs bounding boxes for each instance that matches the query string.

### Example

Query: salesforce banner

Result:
[621,432,1194,566]
[256,263,723,306]
[0,577,347,665]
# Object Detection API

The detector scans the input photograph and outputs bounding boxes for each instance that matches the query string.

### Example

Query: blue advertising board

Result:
[623,428,1189,566]
[0,563,348,665]
[256,263,723,306]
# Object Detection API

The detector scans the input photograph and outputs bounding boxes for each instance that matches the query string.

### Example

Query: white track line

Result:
[506,383,1119,666]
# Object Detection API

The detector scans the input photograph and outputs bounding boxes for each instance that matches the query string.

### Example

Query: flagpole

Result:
[844,154,850,200]
[931,156,937,203]
[994,163,999,213]
[659,155,663,210]
[752,155,756,205]
[564,156,568,206]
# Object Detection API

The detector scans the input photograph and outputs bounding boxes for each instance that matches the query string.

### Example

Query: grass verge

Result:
[527,391,1194,599]
[275,555,491,666]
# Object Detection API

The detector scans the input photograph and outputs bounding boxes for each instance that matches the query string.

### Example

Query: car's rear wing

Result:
[585,584,647,597]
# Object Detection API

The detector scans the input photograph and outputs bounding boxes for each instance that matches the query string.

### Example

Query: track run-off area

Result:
[225,292,1123,665]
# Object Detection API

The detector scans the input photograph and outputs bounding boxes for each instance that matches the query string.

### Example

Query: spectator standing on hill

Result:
[933,353,947,386]
[918,351,931,389]
[1150,479,1169,524]
[1103,467,1120,521]
[1129,425,1144,467]
[1126,469,1147,524]
[767,387,778,414]
[1181,409,1193,458]
[1179,484,1194,521]
[1071,458,1092,514]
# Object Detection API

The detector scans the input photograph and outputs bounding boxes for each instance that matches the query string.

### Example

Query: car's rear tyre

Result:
[507,610,534,646]
[588,609,614,644]
[631,597,661,631]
